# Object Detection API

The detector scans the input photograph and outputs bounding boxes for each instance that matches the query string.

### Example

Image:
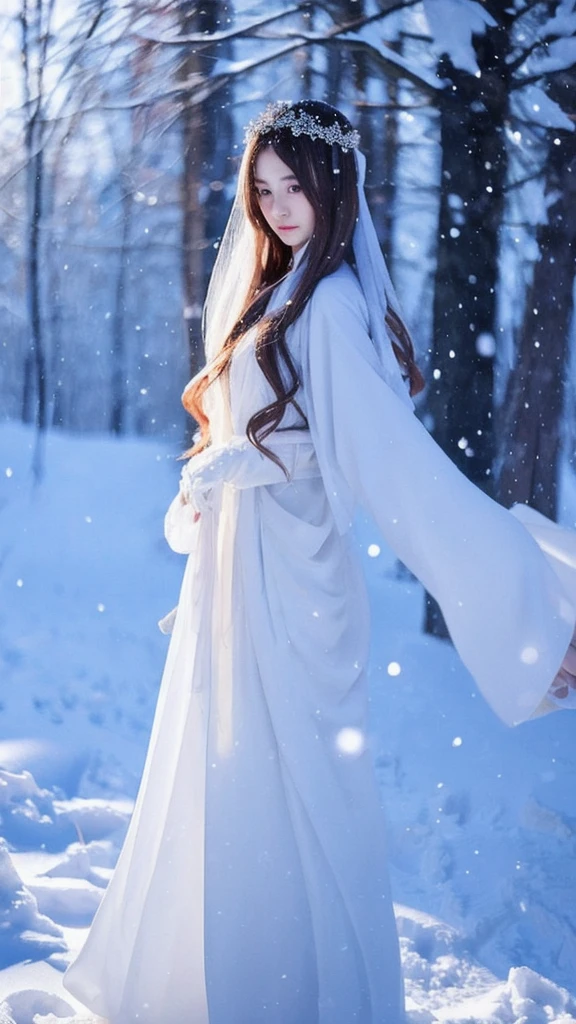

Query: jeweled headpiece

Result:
[243,100,361,152]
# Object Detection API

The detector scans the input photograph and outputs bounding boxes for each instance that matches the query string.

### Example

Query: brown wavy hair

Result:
[183,100,425,466]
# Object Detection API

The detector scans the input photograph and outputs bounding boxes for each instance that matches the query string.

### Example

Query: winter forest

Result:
[1,0,576,1021]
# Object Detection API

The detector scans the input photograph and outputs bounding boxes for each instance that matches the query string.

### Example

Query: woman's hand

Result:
[550,626,576,700]
[178,478,202,522]
[179,451,220,516]
[177,433,298,519]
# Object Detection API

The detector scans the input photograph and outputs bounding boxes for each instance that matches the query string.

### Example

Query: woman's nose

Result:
[271,194,290,218]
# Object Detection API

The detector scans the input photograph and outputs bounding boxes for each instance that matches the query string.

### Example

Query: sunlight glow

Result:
[336,727,365,757]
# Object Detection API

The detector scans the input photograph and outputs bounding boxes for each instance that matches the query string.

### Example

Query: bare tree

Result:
[497,66,576,518]
[423,0,576,636]
[14,0,111,460]
[178,0,234,381]
[20,0,56,458]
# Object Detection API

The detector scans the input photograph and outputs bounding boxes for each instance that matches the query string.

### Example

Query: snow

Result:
[511,85,574,133]
[422,0,497,75]
[341,24,443,93]
[527,35,576,76]
[0,838,66,966]
[1,422,576,1022]
[516,0,576,79]
[538,0,576,38]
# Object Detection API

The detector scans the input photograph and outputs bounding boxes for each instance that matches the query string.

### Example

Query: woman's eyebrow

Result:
[253,174,298,184]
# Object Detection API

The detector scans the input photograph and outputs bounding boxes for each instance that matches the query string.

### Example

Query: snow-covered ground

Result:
[0,422,575,1024]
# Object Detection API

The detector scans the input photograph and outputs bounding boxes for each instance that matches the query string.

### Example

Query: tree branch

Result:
[133,4,307,46]
[508,0,546,25]
[508,33,568,76]
[504,170,546,193]
[133,0,422,51]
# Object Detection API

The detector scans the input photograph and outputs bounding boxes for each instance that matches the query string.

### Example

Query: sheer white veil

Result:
[352,149,415,411]
[201,149,258,366]
[194,110,415,414]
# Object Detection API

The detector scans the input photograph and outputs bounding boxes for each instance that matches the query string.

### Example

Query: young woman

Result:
[63,100,576,1024]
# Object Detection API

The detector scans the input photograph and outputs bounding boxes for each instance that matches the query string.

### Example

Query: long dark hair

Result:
[183,100,425,465]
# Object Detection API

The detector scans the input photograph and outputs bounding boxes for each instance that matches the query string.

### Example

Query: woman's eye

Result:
[289,185,301,193]
[255,188,270,198]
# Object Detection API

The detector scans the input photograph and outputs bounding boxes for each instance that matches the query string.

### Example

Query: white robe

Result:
[63,261,576,1023]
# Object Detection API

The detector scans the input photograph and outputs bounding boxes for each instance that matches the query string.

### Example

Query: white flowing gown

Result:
[63,259,576,1024]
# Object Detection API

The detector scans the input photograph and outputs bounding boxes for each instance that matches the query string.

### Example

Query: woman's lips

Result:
[278,225,298,231]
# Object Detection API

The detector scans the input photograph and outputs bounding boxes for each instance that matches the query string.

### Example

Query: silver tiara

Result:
[243,101,360,152]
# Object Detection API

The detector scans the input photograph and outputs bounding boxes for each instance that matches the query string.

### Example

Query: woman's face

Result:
[253,145,315,253]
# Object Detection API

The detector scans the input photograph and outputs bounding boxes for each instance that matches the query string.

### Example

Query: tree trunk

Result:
[20,0,55,480]
[380,74,399,254]
[424,9,512,636]
[44,142,68,430]
[300,2,315,97]
[110,182,133,434]
[179,1,229,381]
[496,70,576,519]
[21,0,50,455]
[26,144,47,437]
[323,0,358,106]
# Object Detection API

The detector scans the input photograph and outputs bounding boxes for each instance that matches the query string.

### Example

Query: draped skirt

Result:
[63,449,406,1024]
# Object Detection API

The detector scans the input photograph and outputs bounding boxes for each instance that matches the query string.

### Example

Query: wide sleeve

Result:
[180,436,295,498]
[302,273,576,727]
